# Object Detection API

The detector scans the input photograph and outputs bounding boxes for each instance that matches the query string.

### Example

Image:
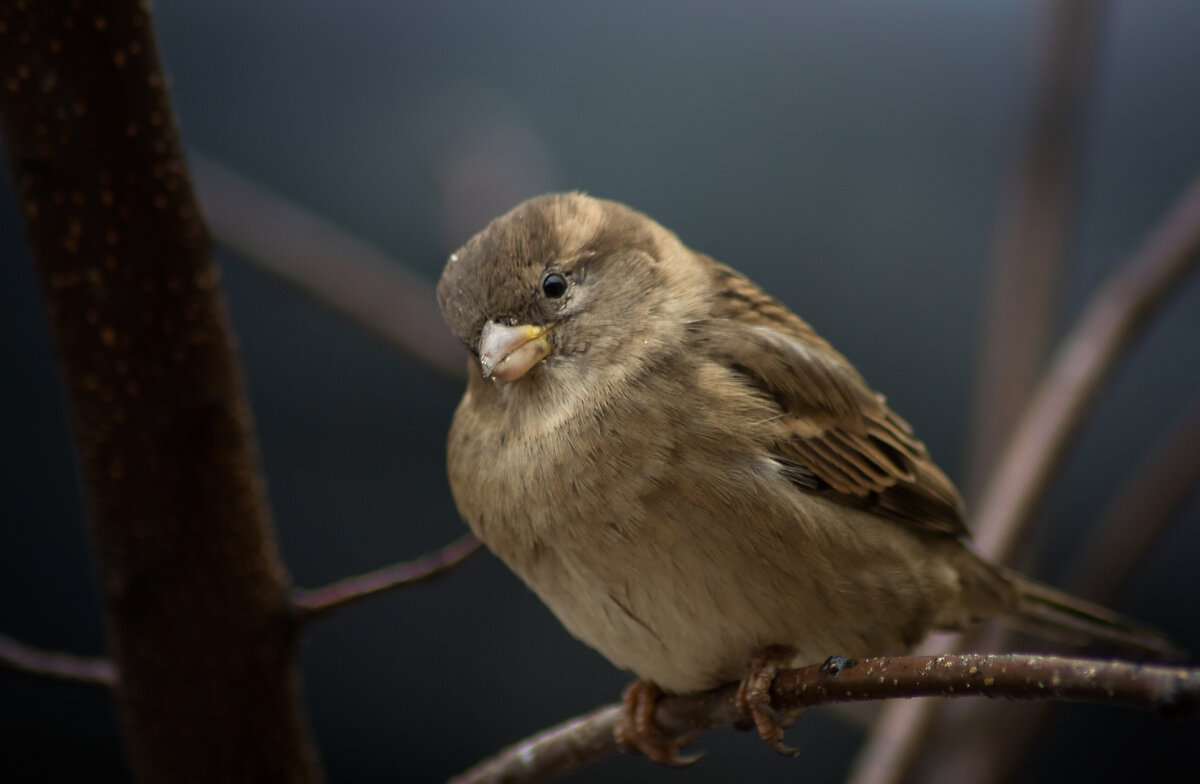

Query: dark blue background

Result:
[3,2,1199,782]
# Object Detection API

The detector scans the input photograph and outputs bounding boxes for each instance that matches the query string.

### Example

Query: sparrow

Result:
[436,192,1175,763]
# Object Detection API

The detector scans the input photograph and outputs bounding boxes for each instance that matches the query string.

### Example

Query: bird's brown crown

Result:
[436,192,669,355]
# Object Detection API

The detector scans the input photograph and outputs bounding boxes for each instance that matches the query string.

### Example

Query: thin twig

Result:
[451,654,1200,784]
[0,633,116,688]
[966,0,1106,502]
[291,533,483,621]
[1,534,487,681]
[189,151,467,385]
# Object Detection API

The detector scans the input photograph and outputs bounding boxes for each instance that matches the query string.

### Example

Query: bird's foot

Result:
[735,645,802,757]
[614,679,702,766]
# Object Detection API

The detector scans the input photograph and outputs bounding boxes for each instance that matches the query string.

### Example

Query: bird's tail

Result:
[998,566,1184,661]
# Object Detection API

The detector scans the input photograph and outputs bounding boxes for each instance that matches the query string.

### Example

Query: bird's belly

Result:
[450,392,956,695]
[508,458,950,694]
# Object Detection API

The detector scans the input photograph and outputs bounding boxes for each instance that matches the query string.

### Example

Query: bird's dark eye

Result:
[541,273,567,299]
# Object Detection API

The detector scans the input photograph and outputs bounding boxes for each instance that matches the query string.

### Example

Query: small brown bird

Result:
[437,192,1173,762]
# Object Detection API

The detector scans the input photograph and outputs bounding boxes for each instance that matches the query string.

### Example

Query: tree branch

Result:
[0,633,116,688]
[451,654,1200,784]
[189,151,467,384]
[291,533,483,621]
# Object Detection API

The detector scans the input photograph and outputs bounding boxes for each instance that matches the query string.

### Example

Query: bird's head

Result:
[436,192,704,388]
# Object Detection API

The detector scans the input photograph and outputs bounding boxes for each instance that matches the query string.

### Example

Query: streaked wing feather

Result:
[698,257,967,538]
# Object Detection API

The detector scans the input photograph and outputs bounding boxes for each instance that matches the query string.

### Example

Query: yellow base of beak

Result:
[478,321,550,381]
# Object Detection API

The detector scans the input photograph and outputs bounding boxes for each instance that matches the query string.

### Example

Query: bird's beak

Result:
[478,320,551,381]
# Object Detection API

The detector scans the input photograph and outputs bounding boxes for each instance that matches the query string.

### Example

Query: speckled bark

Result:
[0,2,321,781]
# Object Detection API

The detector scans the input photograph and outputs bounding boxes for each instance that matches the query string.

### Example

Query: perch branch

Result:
[451,654,1199,784]
[189,151,466,384]
[0,633,116,688]
[291,533,482,621]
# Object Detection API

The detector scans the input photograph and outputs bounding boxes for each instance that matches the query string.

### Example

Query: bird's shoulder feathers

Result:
[692,257,967,538]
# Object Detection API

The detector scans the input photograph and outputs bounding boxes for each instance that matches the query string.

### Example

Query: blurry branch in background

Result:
[451,654,1200,784]
[0,633,116,688]
[1063,391,1200,599]
[189,151,467,385]
[292,533,482,621]
[918,391,1200,784]
[969,170,1200,563]
[847,166,1200,784]
[966,0,1107,502]
[848,0,1199,775]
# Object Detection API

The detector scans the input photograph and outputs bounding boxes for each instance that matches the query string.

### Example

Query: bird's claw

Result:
[735,645,802,757]
[615,679,703,766]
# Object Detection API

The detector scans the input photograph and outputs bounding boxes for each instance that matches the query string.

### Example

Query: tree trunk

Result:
[0,2,322,780]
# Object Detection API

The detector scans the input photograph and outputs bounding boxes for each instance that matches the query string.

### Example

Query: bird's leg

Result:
[614,679,702,766]
[734,645,802,757]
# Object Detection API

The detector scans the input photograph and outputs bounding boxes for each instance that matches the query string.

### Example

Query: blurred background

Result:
[3,1,1199,782]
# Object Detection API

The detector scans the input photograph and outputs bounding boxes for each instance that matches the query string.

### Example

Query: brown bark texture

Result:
[0,2,321,781]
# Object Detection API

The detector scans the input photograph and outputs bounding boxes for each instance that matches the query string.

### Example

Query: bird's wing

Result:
[694,258,967,538]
